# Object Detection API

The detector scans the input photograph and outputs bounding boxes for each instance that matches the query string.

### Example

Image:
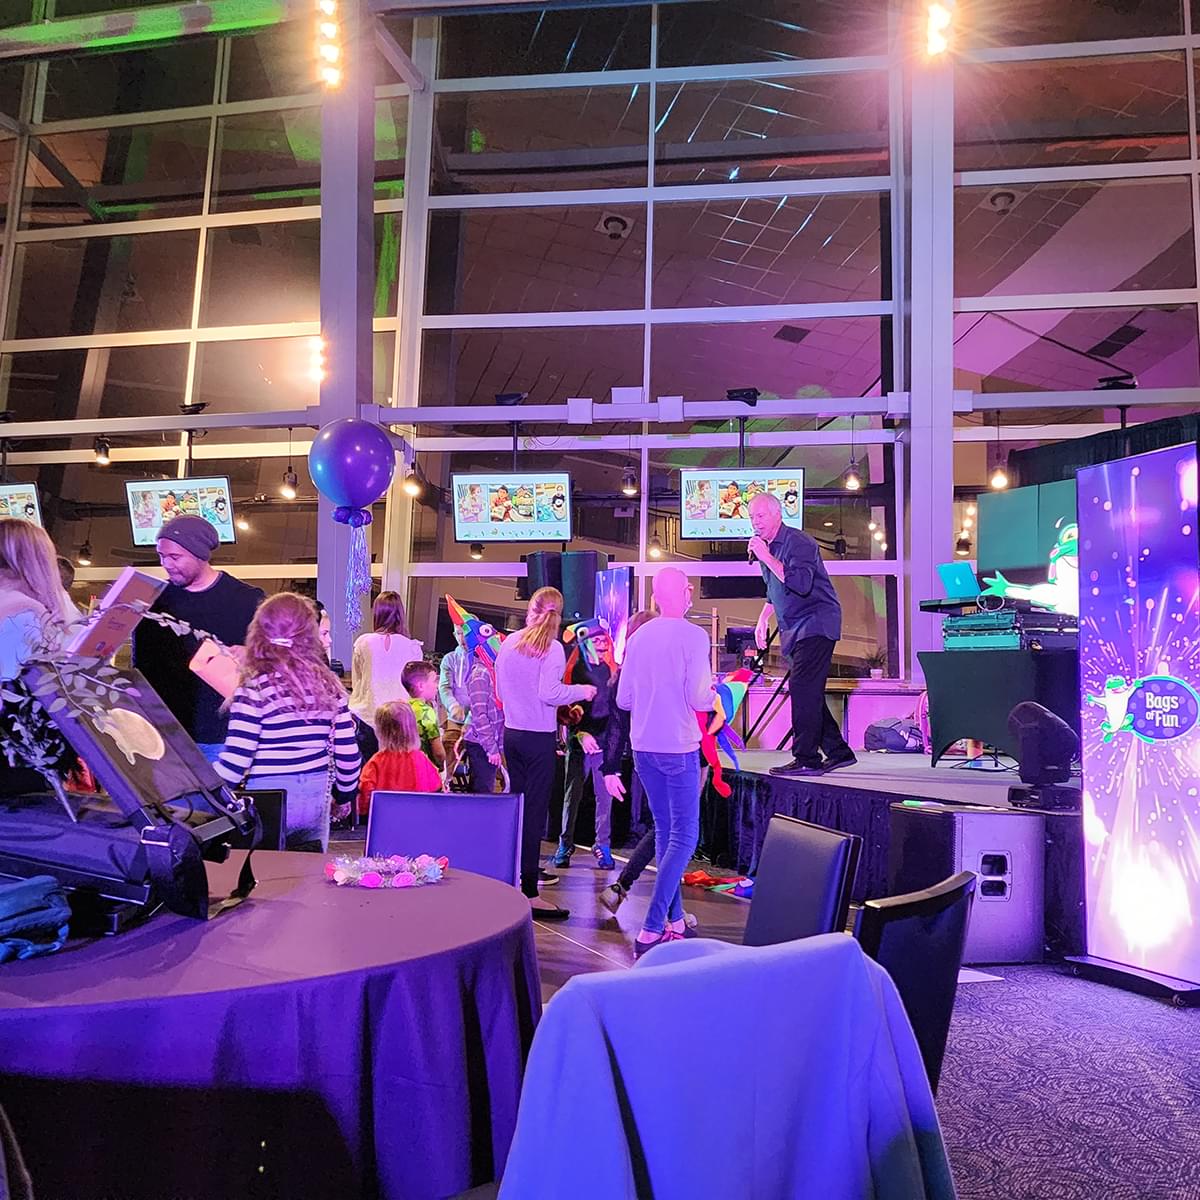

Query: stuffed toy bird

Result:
[446,595,505,703]
[697,667,755,797]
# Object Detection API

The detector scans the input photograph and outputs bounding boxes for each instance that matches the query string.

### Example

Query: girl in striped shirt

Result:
[215,592,360,851]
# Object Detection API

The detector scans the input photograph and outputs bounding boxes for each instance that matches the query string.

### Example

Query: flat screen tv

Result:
[0,483,42,527]
[451,472,571,543]
[679,468,804,540]
[125,477,237,547]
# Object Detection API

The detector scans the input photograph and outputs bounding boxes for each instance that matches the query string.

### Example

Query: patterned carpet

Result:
[938,966,1200,1200]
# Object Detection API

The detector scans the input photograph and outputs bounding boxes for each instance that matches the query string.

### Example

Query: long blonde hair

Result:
[514,586,563,659]
[239,592,344,715]
[0,517,76,623]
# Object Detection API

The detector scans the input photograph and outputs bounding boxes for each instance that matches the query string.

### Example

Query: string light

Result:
[926,1,954,56]
[309,336,326,383]
[316,0,342,88]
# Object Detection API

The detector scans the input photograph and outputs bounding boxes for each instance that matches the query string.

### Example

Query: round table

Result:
[0,852,540,1200]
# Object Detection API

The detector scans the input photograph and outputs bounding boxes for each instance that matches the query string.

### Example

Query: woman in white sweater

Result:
[495,586,594,920]
[348,591,423,758]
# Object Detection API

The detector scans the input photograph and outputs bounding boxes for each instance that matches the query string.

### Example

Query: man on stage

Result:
[748,492,857,777]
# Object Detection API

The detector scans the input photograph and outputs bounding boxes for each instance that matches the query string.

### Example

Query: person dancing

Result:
[495,586,595,920]
[616,569,712,957]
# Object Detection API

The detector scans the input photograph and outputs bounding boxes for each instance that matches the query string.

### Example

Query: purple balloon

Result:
[308,418,396,511]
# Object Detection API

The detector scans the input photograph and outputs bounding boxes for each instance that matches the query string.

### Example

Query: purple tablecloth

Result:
[0,852,541,1200]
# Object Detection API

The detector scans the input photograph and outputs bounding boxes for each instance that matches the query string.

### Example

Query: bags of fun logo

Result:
[1086,674,1200,744]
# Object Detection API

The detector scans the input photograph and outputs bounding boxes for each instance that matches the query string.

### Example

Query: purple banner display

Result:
[1078,443,1200,985]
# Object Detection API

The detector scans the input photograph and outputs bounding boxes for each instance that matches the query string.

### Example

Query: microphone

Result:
[747,540,756,564]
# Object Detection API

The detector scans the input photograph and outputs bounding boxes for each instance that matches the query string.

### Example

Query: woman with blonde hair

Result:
[215,592,360,851]
[349,589,423,760]
[0,517,78,679]
[495,586,595,919]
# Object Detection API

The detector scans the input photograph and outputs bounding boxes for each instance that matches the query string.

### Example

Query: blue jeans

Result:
[633,750,701,934]
[245,770,331,852]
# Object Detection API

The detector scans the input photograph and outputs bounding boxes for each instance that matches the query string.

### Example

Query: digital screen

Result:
[1078,443,1200,985]
[679,469,804,540]
[451,473,571,543]
[125,477,236,547]
[595,565,632,666]
[0,484,42,527]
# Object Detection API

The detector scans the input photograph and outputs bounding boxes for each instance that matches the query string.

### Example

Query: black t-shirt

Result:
[131,572,264,744]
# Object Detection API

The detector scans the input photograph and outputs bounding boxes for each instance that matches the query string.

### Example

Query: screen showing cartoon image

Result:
[125,477,237,546]
[0,484,43,528]
[679,469,804,539]
[452,472,572,542]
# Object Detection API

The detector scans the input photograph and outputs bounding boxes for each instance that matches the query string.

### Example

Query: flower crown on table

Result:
[325,854,449,889]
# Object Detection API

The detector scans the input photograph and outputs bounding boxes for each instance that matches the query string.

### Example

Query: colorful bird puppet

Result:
[697,667,755,797]
[446,594,505,702]
[562,618,617,679]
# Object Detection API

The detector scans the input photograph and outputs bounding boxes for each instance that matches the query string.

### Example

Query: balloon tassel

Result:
[346,522,372,634]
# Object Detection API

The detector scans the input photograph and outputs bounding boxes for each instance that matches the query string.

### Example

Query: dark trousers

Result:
[504,727,557,898]
[618,825,657,892]
[462,738,497,794]
[786,635,853,767]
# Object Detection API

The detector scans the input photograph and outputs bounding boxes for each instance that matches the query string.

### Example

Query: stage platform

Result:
[701,749,1080,904]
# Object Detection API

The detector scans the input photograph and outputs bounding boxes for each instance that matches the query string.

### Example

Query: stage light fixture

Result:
[77,541,92,567]
[990,465,1009,490]
[93,437,111,466]
[621,467,638,497]
[316,0,342,88]
[402,467,422,498]
[926,0,954,55]
[236,517,250,533]
[469,542,484,561]
[843,459,862,492]
[280,468,298,501]
[956,536,971,557]
[647,535,664,559]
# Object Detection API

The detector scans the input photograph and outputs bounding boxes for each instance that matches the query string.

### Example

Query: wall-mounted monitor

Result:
[125,477,236,547]
[451,472,571,543]
[0,483,42,527]
[679,468,804,540]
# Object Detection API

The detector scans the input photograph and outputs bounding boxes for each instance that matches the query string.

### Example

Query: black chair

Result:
[855,871,977,1093]
[742,815,862,947]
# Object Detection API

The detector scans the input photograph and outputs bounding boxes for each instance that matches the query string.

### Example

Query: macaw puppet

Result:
[446,594,505,704]
[697,667,755,798]
[563,618,617,677]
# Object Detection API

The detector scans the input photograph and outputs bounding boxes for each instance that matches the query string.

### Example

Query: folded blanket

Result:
[0,874,71,964]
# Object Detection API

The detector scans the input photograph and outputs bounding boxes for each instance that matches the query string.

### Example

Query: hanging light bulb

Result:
[843,458,862,492]
[963,515,974,529]
[236,516,250,533]
[873,529,884,542]
[280,468,299,501]
[402,467,422,498]
[823,518,835,528]
[966,503,977,517]
[93,437,111,466]
[77,541,93,567]
[990,464,1009,490]
[621,467,638,498]
[955,536,971,557]
[647,535,664,560]
[867,519,877,532]
[879,542,889,552]
[469,542,484,561]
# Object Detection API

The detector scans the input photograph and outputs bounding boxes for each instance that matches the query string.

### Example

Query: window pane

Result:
[375,213,402,318]
[655,74,888,185]
[959,0,1182,48]
[650,317,886,401]
[7,230,199,340]
[653,194,886,308]
[657,0,889,67]
[953,306,1200,391]
[0,137,16,229]
[419,326,644,409]
[955,54,1189,172]
[426,205,646,315]
[200,219,319,327]
[42,42,217,121]
[212,107,321,213]
[0,1,33,26]
[376,96,408,201]
[0,344,188,421]
[439,6,650,78]
[226,24,318,102]
[432,86,648,196]
[22,121,209,229]
[955,178,1195,298]
[0,63,24,120]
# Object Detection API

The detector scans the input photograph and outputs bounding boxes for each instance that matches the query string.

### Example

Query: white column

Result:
[317,0,376,661]
[906,49,956,682]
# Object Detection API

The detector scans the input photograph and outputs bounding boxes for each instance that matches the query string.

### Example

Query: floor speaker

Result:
[516,551,562,601]
[561,550,609,620]
[888,801,1045,964]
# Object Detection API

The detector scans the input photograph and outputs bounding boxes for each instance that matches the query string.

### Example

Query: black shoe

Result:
[538,868,559,886]
[823,754,858,772]
[769,758,826,777]
[531,903,570,921]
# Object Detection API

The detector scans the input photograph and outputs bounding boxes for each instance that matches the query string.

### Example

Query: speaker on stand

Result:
[561,550,609,620]
[515,550,562,602]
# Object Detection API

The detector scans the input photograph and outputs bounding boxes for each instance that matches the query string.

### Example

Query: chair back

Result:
[742,815,861,947]
[365,791,523,886]
[855,870,976,1092]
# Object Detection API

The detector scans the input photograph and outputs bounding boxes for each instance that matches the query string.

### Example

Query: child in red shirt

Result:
[357,699,443,816]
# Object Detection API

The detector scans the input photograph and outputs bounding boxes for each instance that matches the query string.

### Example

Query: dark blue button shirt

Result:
[760,524,842,650]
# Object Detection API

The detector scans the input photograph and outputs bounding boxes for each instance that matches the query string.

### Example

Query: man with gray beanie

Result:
[132,515,263,759]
